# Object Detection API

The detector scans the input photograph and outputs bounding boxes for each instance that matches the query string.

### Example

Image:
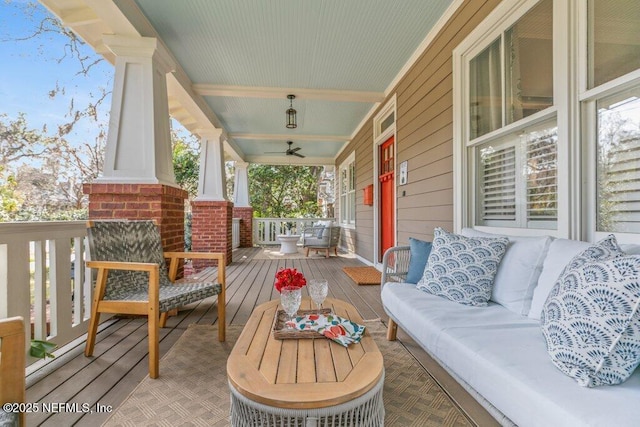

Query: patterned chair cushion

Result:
[417,227,508,306]
[540,235,640,387]
[87,221,220,312]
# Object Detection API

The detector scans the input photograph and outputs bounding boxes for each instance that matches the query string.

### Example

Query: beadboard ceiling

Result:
[127,0,455,164]
[71,0,448,165]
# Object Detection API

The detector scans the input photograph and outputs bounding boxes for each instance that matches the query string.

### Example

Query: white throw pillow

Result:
[461,228,552,316]
[540,235,640,387]
[528,239,592,320]
[417,228,508,307]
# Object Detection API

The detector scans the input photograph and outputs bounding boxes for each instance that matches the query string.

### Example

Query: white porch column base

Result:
[97,35,177,186]
[196,129,228,201]
[233,161,251,207]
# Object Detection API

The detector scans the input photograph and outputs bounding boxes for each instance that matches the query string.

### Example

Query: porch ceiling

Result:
[42,0,456,165]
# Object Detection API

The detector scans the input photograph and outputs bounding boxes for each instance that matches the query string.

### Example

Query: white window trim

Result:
[338,152,356,229]
[453,0,575,238]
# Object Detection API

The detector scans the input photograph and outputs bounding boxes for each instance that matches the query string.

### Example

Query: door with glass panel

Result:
[379,136,395,261]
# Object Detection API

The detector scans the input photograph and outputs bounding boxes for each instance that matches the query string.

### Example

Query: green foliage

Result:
[249,164,322,218]
[30,339,57,359]
[172,130,200,198]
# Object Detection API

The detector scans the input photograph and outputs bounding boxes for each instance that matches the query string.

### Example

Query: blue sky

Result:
[0,0,113,149]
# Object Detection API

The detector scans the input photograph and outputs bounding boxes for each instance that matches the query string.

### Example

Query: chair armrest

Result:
[0,317,25,413]
[86,260,159,272]
[86,261,161,305]
[381,246,411,287]
[164,252,226,288]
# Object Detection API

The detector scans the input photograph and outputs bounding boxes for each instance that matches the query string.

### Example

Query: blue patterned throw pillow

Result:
[540,235,640,387]
[416,228,508,306]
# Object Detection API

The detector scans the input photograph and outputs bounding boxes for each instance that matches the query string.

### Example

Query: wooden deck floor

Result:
[25,247,497,426]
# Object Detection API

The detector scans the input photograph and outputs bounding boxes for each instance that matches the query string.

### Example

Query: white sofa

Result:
[380,229,640,427]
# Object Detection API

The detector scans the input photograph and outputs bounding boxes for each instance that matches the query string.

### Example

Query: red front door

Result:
[379,136,395,261]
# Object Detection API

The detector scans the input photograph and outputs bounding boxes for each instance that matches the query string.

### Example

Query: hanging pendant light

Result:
[286,94,297,129]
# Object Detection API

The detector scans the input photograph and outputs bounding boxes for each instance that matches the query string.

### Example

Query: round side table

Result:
[277,234,301,254]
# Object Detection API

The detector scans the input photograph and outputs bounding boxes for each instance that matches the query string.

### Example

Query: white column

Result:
[196,129,227,201]
[233,161,250,207]
[97,35,177,186]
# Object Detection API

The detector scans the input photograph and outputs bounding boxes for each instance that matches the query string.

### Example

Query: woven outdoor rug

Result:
[252,247,351,260]
[102,322,472,426]
[343,266,382,285]
[252,246,307,260]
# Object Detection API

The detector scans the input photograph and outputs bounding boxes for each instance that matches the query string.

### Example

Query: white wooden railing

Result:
[232,218,241,249]
[0,218,332,365]
[0,221,91,364]
[252,218,331,245]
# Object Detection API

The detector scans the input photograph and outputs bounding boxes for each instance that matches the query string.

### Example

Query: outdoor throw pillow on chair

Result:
[417,227,508,306]
[406,237,432,284]
[540,235,640,387]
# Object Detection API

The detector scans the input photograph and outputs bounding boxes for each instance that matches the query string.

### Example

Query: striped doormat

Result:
[342,266,381,286]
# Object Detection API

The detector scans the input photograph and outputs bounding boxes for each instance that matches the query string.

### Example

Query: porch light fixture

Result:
[286,94,297,129]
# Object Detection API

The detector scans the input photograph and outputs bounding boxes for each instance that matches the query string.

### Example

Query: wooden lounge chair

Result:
[0,316,25,427]
[84,220,225,379]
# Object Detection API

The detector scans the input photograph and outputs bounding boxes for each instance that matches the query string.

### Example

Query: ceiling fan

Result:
[266,141,305,158]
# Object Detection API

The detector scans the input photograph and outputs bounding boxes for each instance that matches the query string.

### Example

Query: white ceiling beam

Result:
[58,7,100,26]
[231,133,349,142]
[245,155,335,166]
[193,84,384,103]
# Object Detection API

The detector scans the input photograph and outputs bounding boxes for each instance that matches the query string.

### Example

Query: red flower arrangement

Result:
[274,268,307,293]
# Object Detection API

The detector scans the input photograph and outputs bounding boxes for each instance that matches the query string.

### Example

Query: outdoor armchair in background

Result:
[84,220,226,379]
[0,316,25,427]
[302,221,340,258]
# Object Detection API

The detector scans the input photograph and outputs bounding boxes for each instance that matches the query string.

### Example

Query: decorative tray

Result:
[272,308,332,340]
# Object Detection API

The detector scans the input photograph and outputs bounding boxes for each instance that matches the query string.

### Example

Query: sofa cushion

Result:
[461,228,552,316]
[529,239,593,320]
[417,227,508,306]
[313,220,333,238]
[381,282,640,426]
[406,237,432,284]
[540,236,640,387]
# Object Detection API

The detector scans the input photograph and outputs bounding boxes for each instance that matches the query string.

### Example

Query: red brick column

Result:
[232,206,254,247]
[191,200,233,268]
[83,183,188,254]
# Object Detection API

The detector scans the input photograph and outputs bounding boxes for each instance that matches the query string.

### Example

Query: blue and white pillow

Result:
[417,228,508,306]
[541,235,640,387]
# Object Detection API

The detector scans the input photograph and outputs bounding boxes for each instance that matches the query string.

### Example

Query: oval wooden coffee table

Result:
[227,297,385,426]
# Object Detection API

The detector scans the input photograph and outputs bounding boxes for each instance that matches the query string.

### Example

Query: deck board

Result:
[25,247,496,426]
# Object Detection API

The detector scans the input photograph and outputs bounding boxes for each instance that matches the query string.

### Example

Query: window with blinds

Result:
[479,145,517,221]
[526,129,557,224]
[477,123,557,228]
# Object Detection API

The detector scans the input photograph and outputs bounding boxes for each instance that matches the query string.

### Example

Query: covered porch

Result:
[2,0,638,425]
[23,247,496,426]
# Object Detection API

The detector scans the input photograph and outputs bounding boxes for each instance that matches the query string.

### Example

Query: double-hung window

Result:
[456,0,640,241]
[584,0,640,239]
[463,0,557,231]
[339,153,356,227]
